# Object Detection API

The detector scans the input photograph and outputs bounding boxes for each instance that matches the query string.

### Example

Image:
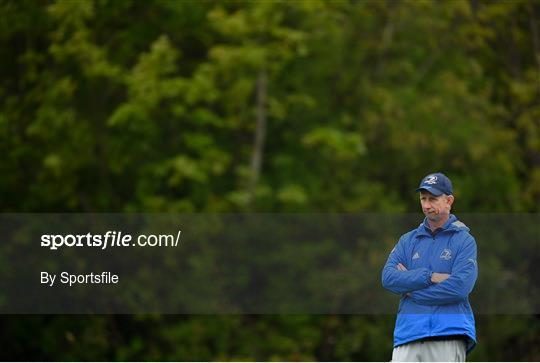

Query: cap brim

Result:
[415,186,444,196]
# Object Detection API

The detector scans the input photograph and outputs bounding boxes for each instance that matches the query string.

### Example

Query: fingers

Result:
[397,263,407,271]
[440,273,450,281]
[431,272,451,283]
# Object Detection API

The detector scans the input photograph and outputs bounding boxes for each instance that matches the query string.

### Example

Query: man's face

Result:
[419,190,454,222]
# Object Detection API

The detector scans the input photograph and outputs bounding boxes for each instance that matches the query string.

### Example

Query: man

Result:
[382,172,478,362]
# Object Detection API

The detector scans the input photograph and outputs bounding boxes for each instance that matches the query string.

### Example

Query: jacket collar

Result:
[415,214,460,237]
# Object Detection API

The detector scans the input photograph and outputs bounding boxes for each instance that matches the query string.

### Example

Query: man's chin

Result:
[426,214,441,222]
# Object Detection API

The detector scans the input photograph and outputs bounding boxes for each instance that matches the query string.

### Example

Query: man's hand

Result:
[431,272,451,283]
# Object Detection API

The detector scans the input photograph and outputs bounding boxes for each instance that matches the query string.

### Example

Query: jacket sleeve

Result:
[381,235,433,295]
[409,236,478,306]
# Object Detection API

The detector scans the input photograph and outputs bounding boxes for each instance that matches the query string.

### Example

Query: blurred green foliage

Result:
[1,0,540,360]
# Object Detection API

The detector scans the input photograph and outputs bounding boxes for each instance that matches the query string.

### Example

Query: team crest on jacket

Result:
[440,249,452,260]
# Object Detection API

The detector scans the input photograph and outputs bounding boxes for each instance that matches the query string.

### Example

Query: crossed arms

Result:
[381,237,478,306]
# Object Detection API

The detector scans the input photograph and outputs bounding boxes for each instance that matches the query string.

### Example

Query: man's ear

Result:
[447,195,454,207]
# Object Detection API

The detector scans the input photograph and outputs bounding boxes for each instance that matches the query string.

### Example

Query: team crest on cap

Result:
[424,175,438,185]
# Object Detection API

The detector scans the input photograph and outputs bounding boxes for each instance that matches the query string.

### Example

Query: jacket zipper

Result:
[428,234,436,336]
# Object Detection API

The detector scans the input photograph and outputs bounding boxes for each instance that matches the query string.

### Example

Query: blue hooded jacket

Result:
[381,214,478,353]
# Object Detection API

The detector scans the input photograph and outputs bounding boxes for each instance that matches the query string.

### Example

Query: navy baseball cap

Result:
[415,172,453,196]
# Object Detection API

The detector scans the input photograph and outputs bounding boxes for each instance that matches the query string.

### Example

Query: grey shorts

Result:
[392,339,467,362]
